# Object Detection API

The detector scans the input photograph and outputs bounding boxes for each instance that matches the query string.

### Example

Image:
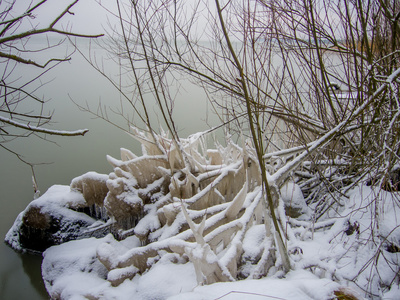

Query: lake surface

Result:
[0,39,216,299]
[1,36,343,299]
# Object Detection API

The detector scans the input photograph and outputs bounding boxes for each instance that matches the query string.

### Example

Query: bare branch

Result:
[0,115,88,136]
[0,51,71,68]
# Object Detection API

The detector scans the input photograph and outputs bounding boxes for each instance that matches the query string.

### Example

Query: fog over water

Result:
[0,38,214,299]
[0,32,348,298]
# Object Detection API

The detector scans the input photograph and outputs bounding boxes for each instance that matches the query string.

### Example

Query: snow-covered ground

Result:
[42,234,341,300]
[6,131,400,299]
[37,183,400,300]
[42,233,341,300]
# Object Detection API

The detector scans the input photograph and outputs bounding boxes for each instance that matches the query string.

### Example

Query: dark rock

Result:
[5,173,111,254]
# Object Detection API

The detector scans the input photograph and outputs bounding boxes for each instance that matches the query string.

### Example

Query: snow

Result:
[36,176,400,299]
[42,236,110,299]
[387,66,400,83]
[71,171,109,186]
[32,184,87,209]
[24,184,98,227]
[4,211,24,251]
[43,235,344,300]
[241,224,267,259]
[5,184,97,252]
[8,128,400,300]
[170,270,340,300]
[0,115,88,136]
[37,183,369,299]
[42,235,198,300]
[281,182,306,208]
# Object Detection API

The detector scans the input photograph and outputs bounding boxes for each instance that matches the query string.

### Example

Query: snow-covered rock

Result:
[6,128,400,300]
[280,181,311,218]
[5,172,110,253]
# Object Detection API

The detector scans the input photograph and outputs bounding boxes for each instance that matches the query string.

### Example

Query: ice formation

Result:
[5,127,400,299]
[5,172,109,253]
[98,128,276,286]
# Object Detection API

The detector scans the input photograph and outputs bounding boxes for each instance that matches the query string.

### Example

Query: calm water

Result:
[0,39,215,299]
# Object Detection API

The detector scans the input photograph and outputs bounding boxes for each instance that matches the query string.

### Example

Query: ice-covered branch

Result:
[0,115,88,136]
[271,67,400,185]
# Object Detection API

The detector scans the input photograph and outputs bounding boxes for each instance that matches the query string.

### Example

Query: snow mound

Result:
[7,128,400,299]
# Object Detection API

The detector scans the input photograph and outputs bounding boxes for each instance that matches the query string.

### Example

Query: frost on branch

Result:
[6,123,400,298]
[87,127,400,298]
[98,128,279,286]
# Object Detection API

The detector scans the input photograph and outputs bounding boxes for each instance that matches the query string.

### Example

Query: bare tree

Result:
[66,0,400,296]
[0,0,103,171]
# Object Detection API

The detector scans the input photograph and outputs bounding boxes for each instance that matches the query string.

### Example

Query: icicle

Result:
[120,148,137,161]
[225,179,247,220]
[32,176,40,200]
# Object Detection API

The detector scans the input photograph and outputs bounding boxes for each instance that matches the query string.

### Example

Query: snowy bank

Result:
[5,172,110,253]
[5,128,400,299]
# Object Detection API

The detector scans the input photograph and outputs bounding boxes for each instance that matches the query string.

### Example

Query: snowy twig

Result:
[0,115,88,136]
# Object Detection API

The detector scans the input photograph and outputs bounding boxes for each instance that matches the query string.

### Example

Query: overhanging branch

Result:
[0,115,88,136]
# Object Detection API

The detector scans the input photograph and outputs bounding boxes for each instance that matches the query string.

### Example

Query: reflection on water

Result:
[0,245,48,300]
[19,253,49,299]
